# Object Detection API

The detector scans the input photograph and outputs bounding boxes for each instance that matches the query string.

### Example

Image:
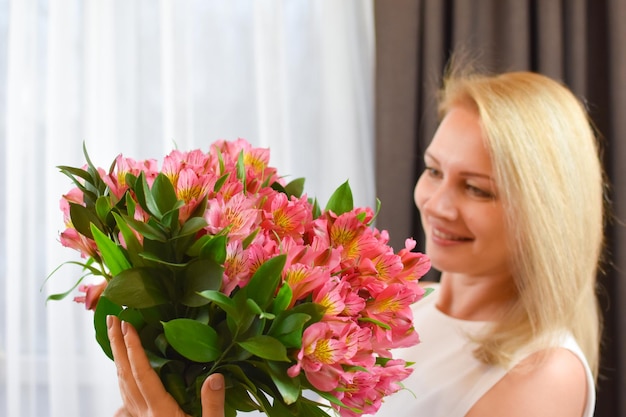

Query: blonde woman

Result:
[108,68,605,417]
[380,68,604,416]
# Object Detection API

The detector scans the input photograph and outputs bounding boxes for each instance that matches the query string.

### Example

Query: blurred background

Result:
[0,1,623,416]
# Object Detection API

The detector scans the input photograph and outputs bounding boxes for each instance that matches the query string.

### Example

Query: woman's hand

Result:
[107,315,225,417]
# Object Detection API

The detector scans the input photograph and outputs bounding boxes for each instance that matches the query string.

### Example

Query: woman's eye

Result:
[467,184,494,199]
[424,166,441,178]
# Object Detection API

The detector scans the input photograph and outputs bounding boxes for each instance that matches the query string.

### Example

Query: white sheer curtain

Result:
[0,1,375,416]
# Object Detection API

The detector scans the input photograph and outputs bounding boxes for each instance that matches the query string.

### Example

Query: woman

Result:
[379,68,604,417]
[108,67,605,417]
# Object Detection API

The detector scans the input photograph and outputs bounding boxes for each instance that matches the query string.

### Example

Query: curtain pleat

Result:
[374,0,626,415]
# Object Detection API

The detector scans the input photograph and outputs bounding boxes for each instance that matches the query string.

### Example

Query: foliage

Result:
[49,139,431,417]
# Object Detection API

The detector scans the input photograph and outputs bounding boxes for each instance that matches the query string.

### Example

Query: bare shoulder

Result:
[466,347,588,417]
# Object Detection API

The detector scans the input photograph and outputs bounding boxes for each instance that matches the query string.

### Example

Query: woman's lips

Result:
[431,227,472,243]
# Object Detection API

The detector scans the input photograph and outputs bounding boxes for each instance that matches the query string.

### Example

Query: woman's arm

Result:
[107,315,225,417]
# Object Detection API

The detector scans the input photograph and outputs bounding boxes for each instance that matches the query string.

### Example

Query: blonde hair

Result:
[438,69,605,380]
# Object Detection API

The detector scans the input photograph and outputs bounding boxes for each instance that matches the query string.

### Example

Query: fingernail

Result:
[121,320,128,335]
[106,315,113,329]
[209,374,224,391]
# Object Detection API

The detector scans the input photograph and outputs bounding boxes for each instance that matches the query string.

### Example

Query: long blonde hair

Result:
[438,69,605,380]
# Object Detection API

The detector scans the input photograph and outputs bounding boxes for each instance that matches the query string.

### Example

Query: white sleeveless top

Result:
[377,284,596,417]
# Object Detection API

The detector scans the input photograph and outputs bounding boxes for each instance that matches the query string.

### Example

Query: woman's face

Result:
[414,105,510,278]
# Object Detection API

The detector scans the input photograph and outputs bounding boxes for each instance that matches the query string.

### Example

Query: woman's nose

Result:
[419,183,458,220]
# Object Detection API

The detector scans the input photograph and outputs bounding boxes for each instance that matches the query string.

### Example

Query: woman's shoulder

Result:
[466,346,588,417]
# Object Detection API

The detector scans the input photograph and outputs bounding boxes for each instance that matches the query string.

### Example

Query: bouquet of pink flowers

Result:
[49,138,430,417]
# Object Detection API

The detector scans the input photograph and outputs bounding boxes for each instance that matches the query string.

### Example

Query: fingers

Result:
[201,374,226,417]
[108,315,189,417]
[120,319,172,404]
[108,315,148,413]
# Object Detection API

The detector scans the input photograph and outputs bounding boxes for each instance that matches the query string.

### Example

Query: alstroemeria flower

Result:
[287,321,372,392]
[73,280,107,311]
[261,193,311,242]
[60,228,99,259]
[204,193,260,239]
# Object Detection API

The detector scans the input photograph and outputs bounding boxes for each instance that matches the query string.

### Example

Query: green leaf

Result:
[134,172,163,219]
[162,318,221,362]
[214,172,230,193]
[82,142,101,182]
[224,381,261,412]
[121,214,168,242]
[288,302,326,326]
[270,182,287,194]
[44,260,100,302]
[93,296,123,360]
[58,169,99,206]
[118,307,145,330]
[358,316,391,330]
[199,235,227,264]
[146,351,185,374]
[102,267,168,308]
[311,197,321,219]
[125,189,137,218]
[162,371,189,408]
[151,173,179,215]
[237,335,290,362]
[161,209,181,234]
[324,180,353,215]
[228,288,258,335]
[245,298,263,315]
[112,212,145,266]
[196,290,239,318]
[95,196,112,224]
[266,361,301,405]
[316,390,361,414]
[283,177,305,198]
[57,165,93,184]
[90,224,131,276]
[186,234,213,257]
[69,203,102,239]
[271,284,293,315]
[245,255,286,310]
[236,150,246,192]
[298,398,335,417]
[268,312,311,348]
[181,259,224,307]
[423,286,435,298]
[369,197,382,226]
[241,228,260,250]
[177,217,209,239]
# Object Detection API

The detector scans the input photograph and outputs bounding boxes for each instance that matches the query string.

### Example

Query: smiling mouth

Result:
[432,228,472,242]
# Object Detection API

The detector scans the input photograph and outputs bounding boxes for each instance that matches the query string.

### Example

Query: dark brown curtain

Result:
[373,0,626,416]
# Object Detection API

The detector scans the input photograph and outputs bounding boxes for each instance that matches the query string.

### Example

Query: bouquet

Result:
[49,138,431,417]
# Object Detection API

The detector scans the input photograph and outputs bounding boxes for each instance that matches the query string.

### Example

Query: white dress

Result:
[376,284,596,417]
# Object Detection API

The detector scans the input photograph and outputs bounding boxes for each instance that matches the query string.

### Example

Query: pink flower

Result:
[73,280,107,310]
[60,228,99,259]
[364,283,421,350]
[60,188,84,222]
[222,240,251,295]
[332,359,413,417]
[102,155,159,200]
[261,193,311,242]
[175,168,215,222]
[397,238,432,281]
[287,321,372,392]
[204,194,260,239]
